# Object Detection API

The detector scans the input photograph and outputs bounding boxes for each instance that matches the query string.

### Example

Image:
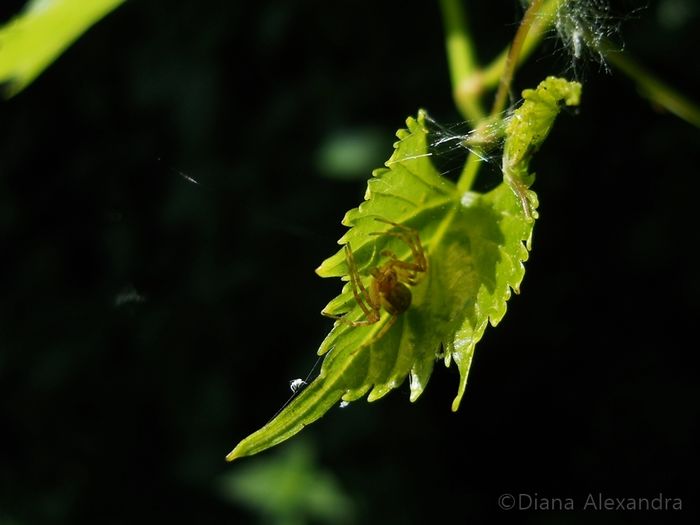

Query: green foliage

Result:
[502,76,582,219]
[315,127,391,180]
[0,0,124,96]
[219,440,355,525]
[227,77,582,461]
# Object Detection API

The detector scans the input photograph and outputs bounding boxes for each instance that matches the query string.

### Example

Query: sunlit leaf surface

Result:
[0,0,124,96]
[228,77,582,461]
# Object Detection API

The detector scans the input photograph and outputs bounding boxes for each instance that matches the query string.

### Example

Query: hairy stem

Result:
[439,0,485,122]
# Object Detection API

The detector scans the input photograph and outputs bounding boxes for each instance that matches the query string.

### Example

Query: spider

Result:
[327,218,428,342]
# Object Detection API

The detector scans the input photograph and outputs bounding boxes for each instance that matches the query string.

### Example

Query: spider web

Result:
[387,107,517,194]
[525,0,640,77]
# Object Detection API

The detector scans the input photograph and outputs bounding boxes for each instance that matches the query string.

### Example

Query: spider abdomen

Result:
[380,281,412,315]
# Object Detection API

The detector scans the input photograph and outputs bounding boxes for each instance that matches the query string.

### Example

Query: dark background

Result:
[1,0,699,523]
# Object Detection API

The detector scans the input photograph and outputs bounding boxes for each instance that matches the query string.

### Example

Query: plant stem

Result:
[606,51,700,129]
[481,0,563,90]
[456,150,482,194]
[439,0,485,122]
[457,0,560,192]
[491,0,546,116]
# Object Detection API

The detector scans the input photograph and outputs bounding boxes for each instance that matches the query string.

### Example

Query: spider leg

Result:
[340,243,380,326]
[393,227,427,272]
[368,230,427,277]
[370,219,428,272]
[380,249,421,272]
[388,260,423,285]
[373,217,405,229]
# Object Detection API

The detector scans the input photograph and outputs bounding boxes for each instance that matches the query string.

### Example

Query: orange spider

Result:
[328,218,428,341]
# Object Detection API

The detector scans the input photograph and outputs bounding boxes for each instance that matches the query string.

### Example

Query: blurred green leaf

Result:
[315,127,390,180]
[219,440,354,525]
[228,78,581,461]
[0,0,124,96]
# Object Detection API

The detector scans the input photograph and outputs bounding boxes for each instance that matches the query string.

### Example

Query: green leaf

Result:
[0,0,125,97]
[502,76,582,220]
[228,77,581,461]
[219,440,355,524]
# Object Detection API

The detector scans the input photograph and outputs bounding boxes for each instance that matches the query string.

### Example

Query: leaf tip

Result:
[450,370,468,411]
[225,444,244,462]
[416,108,429,122]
